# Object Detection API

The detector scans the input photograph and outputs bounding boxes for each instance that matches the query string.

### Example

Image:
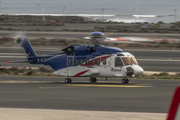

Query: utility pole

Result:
[42,6,45,20]
[102,9,104,21]
[37,4,39,19]
[63,6,65,22]
[174,9,176,23]
[0,1,1,14]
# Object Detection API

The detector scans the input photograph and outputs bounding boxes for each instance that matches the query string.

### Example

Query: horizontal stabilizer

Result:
[7,60,34,63]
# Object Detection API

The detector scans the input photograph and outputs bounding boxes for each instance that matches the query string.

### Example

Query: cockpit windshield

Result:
[130,57,138,65]
[122,57,138,66]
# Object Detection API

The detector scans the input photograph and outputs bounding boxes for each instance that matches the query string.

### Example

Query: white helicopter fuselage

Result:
[53,52,144,78]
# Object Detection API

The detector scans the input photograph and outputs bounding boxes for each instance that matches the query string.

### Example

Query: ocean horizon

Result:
[0,0,180,23]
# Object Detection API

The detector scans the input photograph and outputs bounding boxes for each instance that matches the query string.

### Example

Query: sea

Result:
[0,0,180,23]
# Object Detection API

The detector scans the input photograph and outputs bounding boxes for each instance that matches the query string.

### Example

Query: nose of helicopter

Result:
[126,67,134,76]
[132,65,144,76]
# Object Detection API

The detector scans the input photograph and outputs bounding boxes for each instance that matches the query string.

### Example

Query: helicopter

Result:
[7,37,144,84]
[84,31,154,44]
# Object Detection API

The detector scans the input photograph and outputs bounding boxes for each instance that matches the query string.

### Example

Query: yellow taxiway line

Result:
[39,84,153,89]
[65,84,153,88]
[0,81,153,88]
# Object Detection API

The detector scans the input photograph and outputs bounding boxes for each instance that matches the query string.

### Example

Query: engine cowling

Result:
[62,45,96,55]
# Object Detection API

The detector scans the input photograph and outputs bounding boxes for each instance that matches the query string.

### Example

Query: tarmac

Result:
[1,76,179,120]
[0,108,167,120]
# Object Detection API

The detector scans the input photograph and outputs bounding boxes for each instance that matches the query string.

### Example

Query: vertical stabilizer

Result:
[20,37,37,57]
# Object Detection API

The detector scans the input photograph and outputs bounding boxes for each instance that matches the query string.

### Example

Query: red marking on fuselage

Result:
[82,55,111,66]
[7,61,12,63]
[100,55,111,62]
[74,70,89,77]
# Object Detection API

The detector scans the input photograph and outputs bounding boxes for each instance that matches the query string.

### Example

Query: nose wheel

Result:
[90,77,97,83]
[121,78,129,84]
[65,78,72,83]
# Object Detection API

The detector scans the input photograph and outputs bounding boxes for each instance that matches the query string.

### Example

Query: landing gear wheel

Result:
[65,78,72,83]
[125,79,129,84]
[90,78,94,83]
[93,77,97,83]
[121,79,126,84]
[121,79,129,84]
[90,77,97,83]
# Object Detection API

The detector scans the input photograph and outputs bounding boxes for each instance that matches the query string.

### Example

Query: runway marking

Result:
[124,49,180,52]
[64,84,153,88]
[0,56,25,58]
[137,59,180,62]
[0,53,25,55]
[39,87,62,89]
[0,46,59,50]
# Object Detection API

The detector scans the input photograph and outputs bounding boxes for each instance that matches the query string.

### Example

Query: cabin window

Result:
[68,59,72,66]
[92,59,95,65]
[80,59,83,65]
[96,59,100,65]
[86,59,89,65]
[75,59,78,66]
[103,59,106,65]
[115,57,123,67]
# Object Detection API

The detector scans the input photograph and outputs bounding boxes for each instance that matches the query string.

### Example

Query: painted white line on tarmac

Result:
[0,56,25,58]
[0,53,25,55]
[137,59,180,62]
[0,108,166,120]
[0,46,59,50]
[124,49,180,52]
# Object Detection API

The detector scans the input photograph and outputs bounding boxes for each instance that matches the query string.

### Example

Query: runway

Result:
[0,46,180,72]
[1,30,180,39]
[0,76,179,113]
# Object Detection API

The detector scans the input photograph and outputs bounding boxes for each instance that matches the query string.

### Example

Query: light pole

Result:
[37,4,39,19]
[102,9,104,21]
[0,1,1,14]
[42,6,45,20]
[63,6,65,22]
[174,9,176,22]
[63,6,65,15]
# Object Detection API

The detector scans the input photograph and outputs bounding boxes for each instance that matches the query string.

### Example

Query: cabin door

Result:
[111,56,124,76]
[101,55,111,77]
[67,56,74,77]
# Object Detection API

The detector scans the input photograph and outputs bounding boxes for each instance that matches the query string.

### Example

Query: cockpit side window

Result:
[115,57,123,67]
